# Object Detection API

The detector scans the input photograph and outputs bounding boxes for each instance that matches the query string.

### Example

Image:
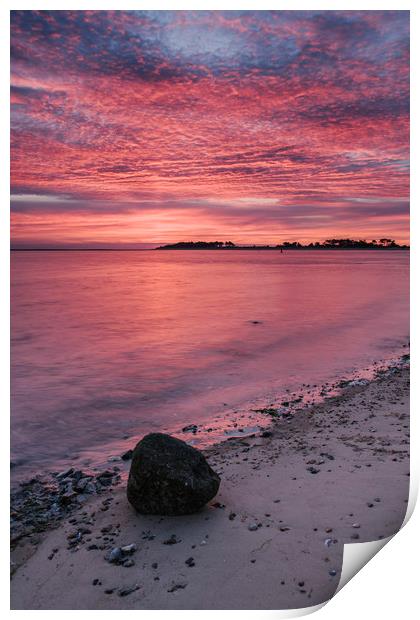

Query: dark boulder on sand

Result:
[127,433,220,515]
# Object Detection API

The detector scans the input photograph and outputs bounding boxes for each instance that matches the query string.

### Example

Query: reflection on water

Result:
[11,250,409,477]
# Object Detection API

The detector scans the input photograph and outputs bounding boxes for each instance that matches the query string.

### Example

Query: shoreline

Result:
[11,356,410,609]
[10,346,410,484]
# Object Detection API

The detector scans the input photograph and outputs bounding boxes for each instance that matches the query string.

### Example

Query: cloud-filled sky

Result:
[11,10,409,247]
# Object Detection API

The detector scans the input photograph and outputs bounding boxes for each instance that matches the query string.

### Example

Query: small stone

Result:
[168,581,187,593]
[307,466,320,474]
[228,512,236,521]
[182,424,198,434]
[248,523,258,531]
[121,544,137,554]
[107,547,123,563]
[163,534,180,545]
[352,523,361,528]
[185,557,195,567]
[118,584,139,597]
[329,569,337,577]
[123,558,135,567]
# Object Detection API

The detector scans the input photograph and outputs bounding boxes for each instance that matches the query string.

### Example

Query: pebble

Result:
[307,467,320,474]
[121,544,137,554]
[248,523,258,531]
[118,584,139,597]
[163,534,181,545]
[185,557,195,567]
[123,558,135,567]
[168,581,188,593]
[107,547,123,564]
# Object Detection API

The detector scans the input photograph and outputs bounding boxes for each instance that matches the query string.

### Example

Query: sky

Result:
[10,10,409,248]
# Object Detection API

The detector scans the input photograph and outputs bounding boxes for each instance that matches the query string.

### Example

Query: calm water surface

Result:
[11,250,409,479]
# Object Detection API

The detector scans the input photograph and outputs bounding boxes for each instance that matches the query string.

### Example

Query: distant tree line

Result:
[156,238,408,250]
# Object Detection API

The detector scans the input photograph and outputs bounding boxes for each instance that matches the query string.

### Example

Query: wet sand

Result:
[10,364,409,610]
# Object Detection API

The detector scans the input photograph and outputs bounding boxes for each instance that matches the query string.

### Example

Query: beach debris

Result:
[248,523,259,531]
[127,433,220,515]
[185,557,195,567]
[228,512,236,521]
[352,523,361,528]
[10,468,121,549]
[324,538,334,547]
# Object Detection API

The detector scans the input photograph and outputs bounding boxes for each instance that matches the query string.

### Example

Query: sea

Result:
[11,249,409,481]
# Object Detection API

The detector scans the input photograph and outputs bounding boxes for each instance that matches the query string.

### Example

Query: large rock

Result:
[127,433,220,515]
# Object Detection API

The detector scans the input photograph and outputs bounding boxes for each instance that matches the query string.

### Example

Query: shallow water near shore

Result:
[11,249,409,480]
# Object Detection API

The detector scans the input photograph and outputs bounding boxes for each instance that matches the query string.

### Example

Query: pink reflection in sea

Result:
[11,250,409,481]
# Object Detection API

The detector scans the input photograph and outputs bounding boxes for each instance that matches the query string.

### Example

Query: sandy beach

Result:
[10,361,409,610]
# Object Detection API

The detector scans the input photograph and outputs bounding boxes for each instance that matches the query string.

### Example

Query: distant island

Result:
[156,238,409,250]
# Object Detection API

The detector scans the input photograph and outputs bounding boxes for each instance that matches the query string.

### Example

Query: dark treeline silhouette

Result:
[156,238,409,250]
